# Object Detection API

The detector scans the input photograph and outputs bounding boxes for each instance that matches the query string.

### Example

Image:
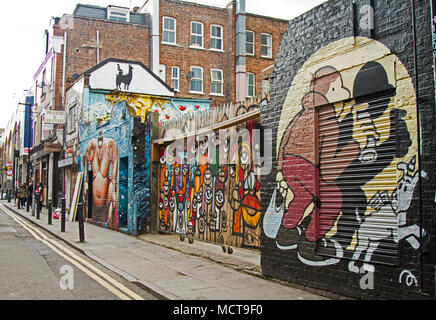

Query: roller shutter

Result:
[317,93,399,266]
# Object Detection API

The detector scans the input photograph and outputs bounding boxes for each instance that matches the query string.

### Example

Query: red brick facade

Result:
[158,0,289,106]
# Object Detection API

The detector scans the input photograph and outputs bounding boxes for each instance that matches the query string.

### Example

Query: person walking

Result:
[19,183,28,208]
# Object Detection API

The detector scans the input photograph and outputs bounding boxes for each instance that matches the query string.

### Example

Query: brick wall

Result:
[260,0,435,299]
[159,0,288,106]
[62,17,150,91]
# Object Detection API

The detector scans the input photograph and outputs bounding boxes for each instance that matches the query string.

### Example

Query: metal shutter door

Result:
[317,95,399,265]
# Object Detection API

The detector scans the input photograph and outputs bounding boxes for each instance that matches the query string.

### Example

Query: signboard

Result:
[6,169,13,177]
[6,161,12,168]
[70,172,83,222]
[44,110,66,124]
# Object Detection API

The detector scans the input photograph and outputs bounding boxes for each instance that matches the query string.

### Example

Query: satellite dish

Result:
[72,74,80,80]
[186,71,194,79]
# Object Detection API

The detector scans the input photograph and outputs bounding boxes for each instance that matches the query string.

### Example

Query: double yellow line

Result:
[0,203,144,301]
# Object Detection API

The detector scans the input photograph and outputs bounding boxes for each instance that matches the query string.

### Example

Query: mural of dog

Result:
[348,156,427,273]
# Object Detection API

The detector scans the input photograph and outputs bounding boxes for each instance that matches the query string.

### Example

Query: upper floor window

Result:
[261,33,272,58]
[171,66,180,91]
[210,69,223,95]
[107,7,130,22]
[190,22,204,48]
[210,25,223,51]
[68,103,77,133]
[246,72,255,97]
[189,66,203,93]
[163,17,176,44]
[246,30,254,55]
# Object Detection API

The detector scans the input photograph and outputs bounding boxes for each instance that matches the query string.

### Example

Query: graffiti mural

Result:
[158,103,264,250]
[263,37,428,273]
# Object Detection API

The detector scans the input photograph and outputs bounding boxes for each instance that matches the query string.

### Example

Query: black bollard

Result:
[18,194,21,209]
[61,198,66,232]
[77,202,85,243]
[31,194,35,217]
[7,189,10,203]
[36,193,41,220]
[1,189,3,200]
[48,200,52,225]
[26,194,30,212]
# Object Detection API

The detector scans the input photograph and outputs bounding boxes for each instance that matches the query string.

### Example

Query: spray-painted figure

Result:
[348,156,427,273]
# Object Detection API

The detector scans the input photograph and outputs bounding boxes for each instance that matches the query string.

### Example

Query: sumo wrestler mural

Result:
[262,36,432,297]
[158,102,265,250]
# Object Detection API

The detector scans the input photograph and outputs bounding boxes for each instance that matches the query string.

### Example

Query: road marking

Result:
[0,204,144,300]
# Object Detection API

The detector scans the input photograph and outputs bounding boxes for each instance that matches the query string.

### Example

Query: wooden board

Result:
[69,172,83,222]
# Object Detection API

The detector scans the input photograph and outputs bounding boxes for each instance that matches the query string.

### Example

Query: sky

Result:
[0,0,327,130]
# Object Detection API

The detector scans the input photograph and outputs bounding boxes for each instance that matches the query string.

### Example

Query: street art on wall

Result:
[263,37,428,273]
[158,102,265,250]
[104,93,209,123]
[79,91,210,233]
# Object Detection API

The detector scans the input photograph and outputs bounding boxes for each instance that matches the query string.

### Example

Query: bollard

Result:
[36,193,41,220]
[31,194,35,217]
[77,202,85,243]
[61,198,66,233]
[18,194,21,209]
[8,189,11,203]
[26,193,30,212]
[48,200,52,225]
[1,188,3,200]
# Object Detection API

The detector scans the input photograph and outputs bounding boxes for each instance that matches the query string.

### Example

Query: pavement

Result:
[0,199,345,300]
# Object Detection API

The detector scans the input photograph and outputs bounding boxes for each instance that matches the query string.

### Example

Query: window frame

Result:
[107,7,130,22]
[261,33,272,58]
[189,66,204,94]
[246,72,255,98]
[171,66,180,92]
[190,21,204,49]
[246,30,255,56]
[210,68,224,96]
[210,24,223,51]
[162,16,177,45]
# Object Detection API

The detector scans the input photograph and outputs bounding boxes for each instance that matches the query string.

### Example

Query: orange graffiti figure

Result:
[84,131,119,230]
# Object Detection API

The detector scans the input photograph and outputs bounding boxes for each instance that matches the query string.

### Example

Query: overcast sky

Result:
[0,0,327,129]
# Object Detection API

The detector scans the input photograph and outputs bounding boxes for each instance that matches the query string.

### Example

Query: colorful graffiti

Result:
[158,103,264,250]
[263,37,427,272]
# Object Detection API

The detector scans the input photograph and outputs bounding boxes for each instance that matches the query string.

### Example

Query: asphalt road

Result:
[0,205,159,300]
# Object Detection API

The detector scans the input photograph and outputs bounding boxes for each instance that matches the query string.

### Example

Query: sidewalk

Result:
[1,200,341,300]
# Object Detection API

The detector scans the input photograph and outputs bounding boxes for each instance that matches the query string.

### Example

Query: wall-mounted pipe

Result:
[410,0,426,296]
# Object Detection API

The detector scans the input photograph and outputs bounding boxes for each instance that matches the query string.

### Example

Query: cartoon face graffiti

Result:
[264,37,420,270]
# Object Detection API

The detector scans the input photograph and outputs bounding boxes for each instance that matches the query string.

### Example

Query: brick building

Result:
[28,1,289,208]
[141,0,289,105]
[31,5,150,207]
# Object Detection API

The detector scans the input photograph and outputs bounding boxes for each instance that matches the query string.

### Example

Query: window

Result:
[68,103,77,133]
[171,67,180,91]
[108,7,129,22]
[190,22,204,48]
[162,17,176,44]
[262,79,270,94]
[246,73,255,97]
[246,30,254,55]
[190,66,203,93]
[210,69,223,95]
[210,25,223,51]
[261,33,272,58]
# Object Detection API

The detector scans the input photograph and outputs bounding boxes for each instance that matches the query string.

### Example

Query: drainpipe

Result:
[235,0,246,103]
[62,31,67,108]
[150,0,160,76]
[410,0,426,296]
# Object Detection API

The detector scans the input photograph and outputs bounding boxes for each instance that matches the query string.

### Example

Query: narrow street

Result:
[0,204,158,300]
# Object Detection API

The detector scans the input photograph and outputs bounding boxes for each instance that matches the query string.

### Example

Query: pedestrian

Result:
[19,182,28,208]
